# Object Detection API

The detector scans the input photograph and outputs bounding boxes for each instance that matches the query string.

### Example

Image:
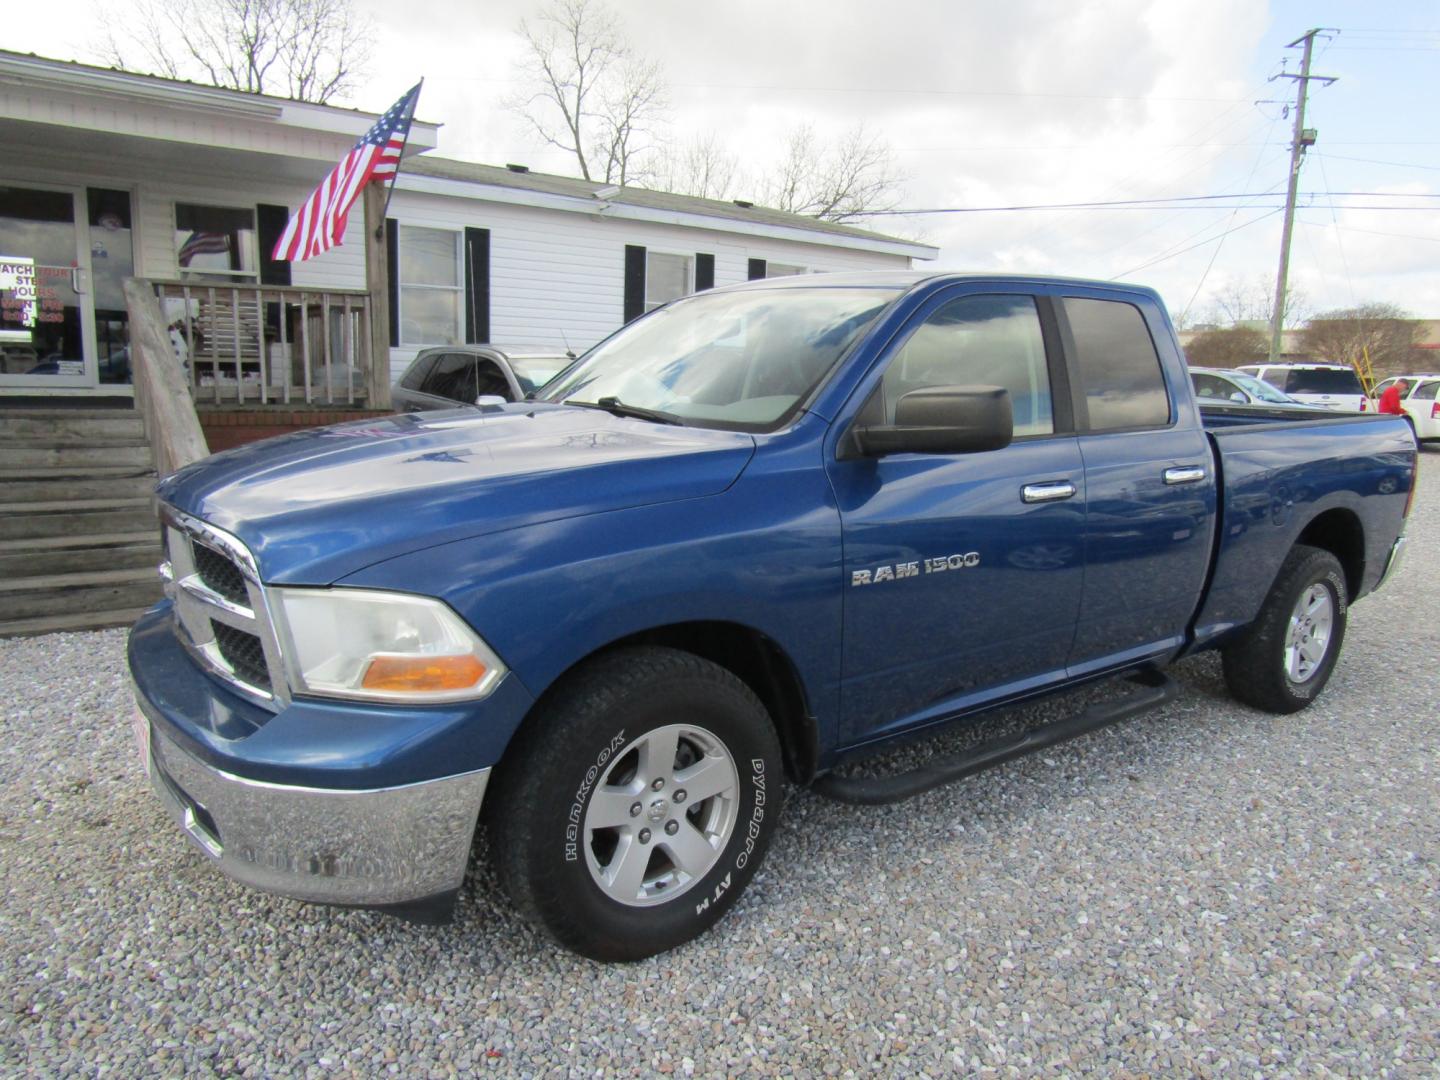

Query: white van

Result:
[1234,363,1367,412]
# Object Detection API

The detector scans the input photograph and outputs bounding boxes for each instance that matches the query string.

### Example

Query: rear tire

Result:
[1221,544,1348,714]
[489,646,782,962]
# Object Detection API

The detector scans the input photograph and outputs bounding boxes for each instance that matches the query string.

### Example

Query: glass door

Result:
[0,184,96,389]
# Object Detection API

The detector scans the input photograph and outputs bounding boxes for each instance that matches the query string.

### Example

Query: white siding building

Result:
[0,51,936,400]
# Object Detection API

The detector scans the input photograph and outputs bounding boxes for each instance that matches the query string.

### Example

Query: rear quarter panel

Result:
[1193,414,1414,645]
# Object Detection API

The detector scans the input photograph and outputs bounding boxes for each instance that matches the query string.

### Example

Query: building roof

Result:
[405,156,930,253]
[1,48,936,259]
[0,49,440,151]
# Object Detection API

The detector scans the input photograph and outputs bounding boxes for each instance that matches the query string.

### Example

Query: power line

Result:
[1298,219,1440,243]
[865,191,1440,215]
[1315,152,1440,172]
[1179,119,1285,324]
[1315,153,1358,307]
[1009,81,1276,251]
[1111,209,1284,279]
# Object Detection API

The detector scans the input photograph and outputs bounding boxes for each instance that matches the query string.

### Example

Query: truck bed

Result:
[1191,406,1414,648]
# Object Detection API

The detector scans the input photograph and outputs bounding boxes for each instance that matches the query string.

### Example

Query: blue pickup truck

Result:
[128,272,1415,961]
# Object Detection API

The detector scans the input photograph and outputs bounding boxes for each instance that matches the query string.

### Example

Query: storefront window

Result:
[174,203,257,281]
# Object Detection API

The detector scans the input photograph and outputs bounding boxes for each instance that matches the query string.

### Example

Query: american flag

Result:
[177,231,231,267]
[272,83,422,263]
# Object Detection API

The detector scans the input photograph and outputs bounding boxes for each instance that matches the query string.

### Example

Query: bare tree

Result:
[760,123,902,223]
[657,133,740,202]
[1183,326,1270,368]
[100,0,372,103]
[1299,303,1421,379]
[1203,275,1307,330]
[510,0,667,184]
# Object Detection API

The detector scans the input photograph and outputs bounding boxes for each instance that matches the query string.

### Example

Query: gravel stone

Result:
[1,453,1437,1077]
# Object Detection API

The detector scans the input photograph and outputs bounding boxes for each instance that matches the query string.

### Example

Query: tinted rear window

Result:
[1284,368,1363,395]
[1063,297,1170,430]
[400,353,438,391]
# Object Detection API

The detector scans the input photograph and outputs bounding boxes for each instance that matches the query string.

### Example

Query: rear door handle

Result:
[1163,466,1207,485]
[1021,480,1077,503]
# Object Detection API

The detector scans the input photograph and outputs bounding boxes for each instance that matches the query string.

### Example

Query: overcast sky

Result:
[11,0,1440,321]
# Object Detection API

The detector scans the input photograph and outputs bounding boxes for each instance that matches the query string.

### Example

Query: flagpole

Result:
[374,80,423,240]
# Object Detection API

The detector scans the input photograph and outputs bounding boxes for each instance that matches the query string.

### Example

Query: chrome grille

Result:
[211,622,271,692]
[193,544,249,606]
[159,506,288,709]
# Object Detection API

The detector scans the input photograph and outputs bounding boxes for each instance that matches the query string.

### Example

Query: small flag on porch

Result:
[272,82,421,263]
[178,231,232,267]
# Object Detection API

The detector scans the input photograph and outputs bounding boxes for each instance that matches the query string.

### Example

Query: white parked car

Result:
[1189,367,1317,409]
[1234,362,1367,412]
[1369,374,1440,444]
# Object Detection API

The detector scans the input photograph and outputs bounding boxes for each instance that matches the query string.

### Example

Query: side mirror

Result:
[853,385,1014,457]
[476,394,508,406]
[1229,391,1246,402]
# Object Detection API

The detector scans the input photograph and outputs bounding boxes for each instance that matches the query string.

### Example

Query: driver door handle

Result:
[1163,466,1207,485]
[1021,480,1077,503]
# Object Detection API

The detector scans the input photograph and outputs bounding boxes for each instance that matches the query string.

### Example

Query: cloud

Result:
[14,0,1430,316]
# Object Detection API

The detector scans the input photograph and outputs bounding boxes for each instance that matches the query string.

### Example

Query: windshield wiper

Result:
[565,395,683,425]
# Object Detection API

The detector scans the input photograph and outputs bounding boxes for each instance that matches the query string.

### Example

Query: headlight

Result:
[272,588,506,703]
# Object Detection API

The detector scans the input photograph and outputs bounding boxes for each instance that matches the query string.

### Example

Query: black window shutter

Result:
[695,253,715,291]
[385,218,399,348]
[623,245,647,323]
[747,257,767,280]
[464,227,490,344]
[256,204,292,286]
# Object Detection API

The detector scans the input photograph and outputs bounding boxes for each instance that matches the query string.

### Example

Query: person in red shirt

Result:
[1378,380,1408,416]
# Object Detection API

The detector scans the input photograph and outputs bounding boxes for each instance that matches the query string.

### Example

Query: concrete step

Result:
[0,415,146,441]
[0,531,161,577]
[0,498,157,541]
[0,474,157,503]
[0,606,153,638]
[0,567,163,621]
[0,444,153,469]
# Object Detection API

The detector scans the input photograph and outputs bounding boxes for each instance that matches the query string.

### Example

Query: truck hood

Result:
[157,404,756,584]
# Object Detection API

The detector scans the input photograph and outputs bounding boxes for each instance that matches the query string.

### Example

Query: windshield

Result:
[1228,372,1292,403]
[508,356,567,394]
[539,287,898,429]
[1285,368,1363,395]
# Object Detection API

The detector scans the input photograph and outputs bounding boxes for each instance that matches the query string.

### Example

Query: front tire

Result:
[1221,544,1348,714]
[489,647,782,962]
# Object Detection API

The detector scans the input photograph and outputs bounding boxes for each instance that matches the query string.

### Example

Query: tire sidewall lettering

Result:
[734,756,767,871]
[564,729,626,862]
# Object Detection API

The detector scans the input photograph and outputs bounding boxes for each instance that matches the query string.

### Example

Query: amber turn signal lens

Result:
[361,654,488,693]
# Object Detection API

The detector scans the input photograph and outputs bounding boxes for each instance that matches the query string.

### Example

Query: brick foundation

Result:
[199,408,394,453]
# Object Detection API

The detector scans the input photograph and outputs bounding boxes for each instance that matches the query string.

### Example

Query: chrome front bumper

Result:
[134,704,489,908]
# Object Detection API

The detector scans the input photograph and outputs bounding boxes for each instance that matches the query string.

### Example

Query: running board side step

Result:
[812,667,1178,806]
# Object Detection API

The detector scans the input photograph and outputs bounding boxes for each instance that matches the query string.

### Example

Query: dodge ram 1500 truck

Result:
[128,273,1415,961]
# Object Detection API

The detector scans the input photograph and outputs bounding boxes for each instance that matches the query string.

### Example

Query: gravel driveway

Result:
[2,463,1437,1078]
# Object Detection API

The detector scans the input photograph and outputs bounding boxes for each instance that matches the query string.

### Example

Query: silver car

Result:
[392,345,571,412]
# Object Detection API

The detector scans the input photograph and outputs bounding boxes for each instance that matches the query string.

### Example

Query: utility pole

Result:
[1267,29,1337,364]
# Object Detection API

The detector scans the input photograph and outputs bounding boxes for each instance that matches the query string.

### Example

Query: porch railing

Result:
[151,280,376,407]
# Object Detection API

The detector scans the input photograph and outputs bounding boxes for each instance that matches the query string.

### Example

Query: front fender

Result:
[338,433,845,753]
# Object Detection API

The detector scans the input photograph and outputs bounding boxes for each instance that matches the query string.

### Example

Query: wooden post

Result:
[124,278,209,477]
[363,183,392,410]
